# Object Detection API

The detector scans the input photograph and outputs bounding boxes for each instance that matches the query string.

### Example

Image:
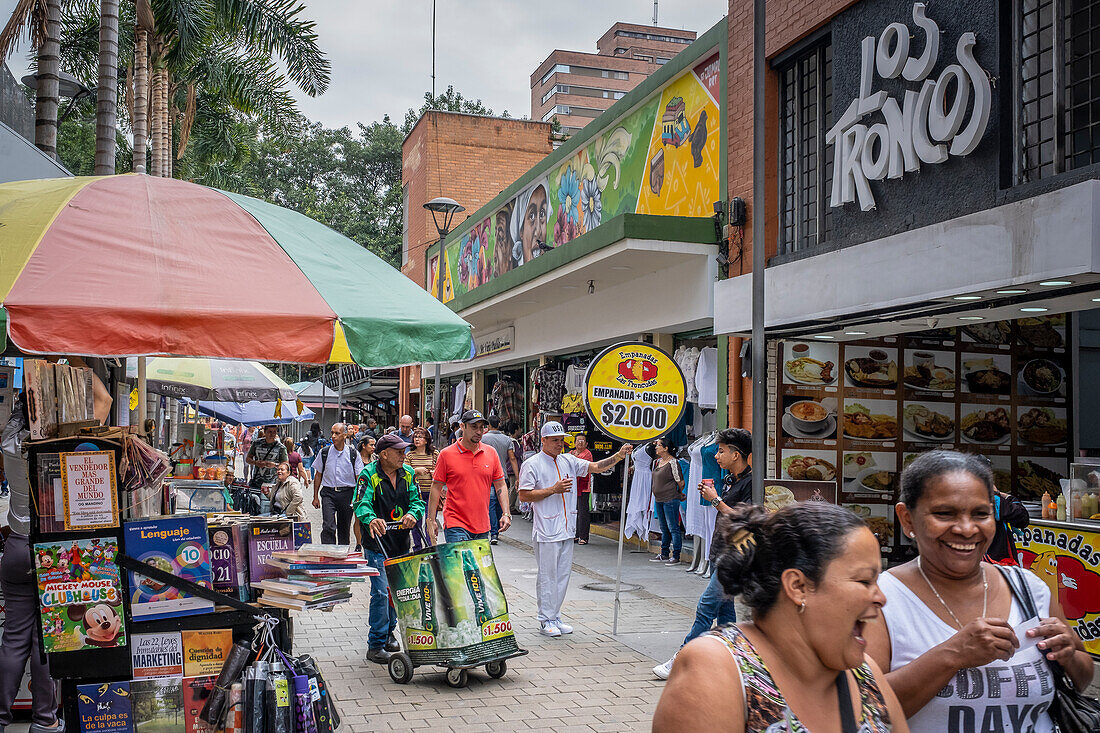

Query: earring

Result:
[908,532,915,538]
[799,599,806,614]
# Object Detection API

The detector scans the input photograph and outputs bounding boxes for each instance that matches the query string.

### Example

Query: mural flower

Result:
[581,176,602,232]
[558,166,581,227]
[554,204,578,244]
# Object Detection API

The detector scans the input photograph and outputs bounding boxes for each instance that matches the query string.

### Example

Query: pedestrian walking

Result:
[246,425,288,489]
[518,421,631,637]
[653,502,907,733]
[0,393,67,733]
[404,427,437,552]
[284,437,308,482]
[570,434,592,544]
[354,433,424,665]
[395,414,416,446]
[426,410,510,543]
[270,462,306,521]
[654,427,752,679]
[239,423,253,481]
[311,423,364,545]
[648,438,686,565]
[480,415,520,545]
[865,450,1093,730]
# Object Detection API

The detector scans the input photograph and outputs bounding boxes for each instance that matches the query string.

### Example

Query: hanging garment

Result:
[696,347,719,409]
[624,444,654,541]
[561,393,584,415]
[565,363,587,395]
[684,434,713,538]
[535,369,566,413]
[490,378,521,424]
[698,440,724,559]
[676,347,701,403]
[451,380,467,421]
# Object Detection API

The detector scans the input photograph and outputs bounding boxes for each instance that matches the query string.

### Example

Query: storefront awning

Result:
[714,180,1100,337]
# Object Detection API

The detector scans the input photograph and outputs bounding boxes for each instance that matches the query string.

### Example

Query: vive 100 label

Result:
[585,343,687,443]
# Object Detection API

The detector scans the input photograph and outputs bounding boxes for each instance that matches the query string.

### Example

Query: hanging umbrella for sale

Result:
[126,357,297,402]
[0,175,472,366]
[181,398,314,427]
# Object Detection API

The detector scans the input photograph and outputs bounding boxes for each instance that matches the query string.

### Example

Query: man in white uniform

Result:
[519,422,631,637]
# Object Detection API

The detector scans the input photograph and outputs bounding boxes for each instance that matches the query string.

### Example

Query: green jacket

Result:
[353,462,425,524]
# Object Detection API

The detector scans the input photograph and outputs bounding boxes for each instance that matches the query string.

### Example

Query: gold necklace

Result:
[916,556,987,629]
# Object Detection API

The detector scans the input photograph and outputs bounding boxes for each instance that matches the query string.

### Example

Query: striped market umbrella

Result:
[0,175,472,366]
[127,357,298,402]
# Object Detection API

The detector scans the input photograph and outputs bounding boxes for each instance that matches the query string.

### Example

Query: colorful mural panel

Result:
[430,44,721,304]
[636,52,721,217]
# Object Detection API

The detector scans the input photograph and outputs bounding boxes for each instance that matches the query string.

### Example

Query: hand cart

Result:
[372,524,527,688]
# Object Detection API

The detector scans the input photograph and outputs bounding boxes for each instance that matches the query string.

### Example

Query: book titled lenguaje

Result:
[77,681,132,733]
[123,515,214,620]
[181,629,232,677]
[131,632,183,678]
[33,537,126,653]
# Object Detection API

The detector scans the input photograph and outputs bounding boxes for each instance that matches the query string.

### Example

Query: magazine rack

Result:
[24,435,292,725]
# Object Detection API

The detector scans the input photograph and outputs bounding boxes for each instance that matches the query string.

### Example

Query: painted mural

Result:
[429,48,721,304]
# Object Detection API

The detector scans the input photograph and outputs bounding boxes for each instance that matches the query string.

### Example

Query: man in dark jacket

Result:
[354,433,425,664]
[654,427,752,679]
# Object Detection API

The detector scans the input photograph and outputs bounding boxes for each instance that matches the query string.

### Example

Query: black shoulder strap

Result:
[836,671,858,733]
[997,565,1038,618]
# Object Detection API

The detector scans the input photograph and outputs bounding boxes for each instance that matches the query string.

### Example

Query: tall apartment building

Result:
[531,22,696,137]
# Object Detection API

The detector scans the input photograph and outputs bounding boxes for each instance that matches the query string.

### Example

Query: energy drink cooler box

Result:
[382,537,527,688]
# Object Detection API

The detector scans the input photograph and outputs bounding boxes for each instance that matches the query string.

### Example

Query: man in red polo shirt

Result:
[426,410,511,543]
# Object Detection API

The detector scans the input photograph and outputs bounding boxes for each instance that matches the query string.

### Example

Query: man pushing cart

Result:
[354,434,525,687]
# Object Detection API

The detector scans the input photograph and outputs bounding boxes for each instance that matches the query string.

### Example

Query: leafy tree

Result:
[226,115,404,264]
[402,84,500,133]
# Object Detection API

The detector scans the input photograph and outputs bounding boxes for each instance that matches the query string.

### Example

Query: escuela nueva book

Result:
[123,516,214,620]
[33,538,126,653]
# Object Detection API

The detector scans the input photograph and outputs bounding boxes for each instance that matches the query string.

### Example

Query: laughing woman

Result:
[865,450,1093,732]
[653,502,907,733]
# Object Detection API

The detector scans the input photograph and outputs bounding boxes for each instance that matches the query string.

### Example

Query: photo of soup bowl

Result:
[786,399,830,432]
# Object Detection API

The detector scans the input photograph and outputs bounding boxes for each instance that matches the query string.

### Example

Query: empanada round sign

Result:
[585,342,687,443]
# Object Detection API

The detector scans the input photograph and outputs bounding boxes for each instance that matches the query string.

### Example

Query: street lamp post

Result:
[423,196,465,448]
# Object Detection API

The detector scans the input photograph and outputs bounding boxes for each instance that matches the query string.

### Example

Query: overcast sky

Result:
[1,0,725,129]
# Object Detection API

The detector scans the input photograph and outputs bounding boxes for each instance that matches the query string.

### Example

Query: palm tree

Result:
[94,0,119,174]
[0,0,64,158]
[131,0,151,172]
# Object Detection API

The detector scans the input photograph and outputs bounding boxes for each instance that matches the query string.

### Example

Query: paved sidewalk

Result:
[290,509,724,732]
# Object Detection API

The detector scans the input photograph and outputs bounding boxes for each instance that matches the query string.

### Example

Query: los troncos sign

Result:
[828,2,992,211]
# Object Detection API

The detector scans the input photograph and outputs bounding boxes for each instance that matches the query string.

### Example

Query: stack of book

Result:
[255,545,378,610]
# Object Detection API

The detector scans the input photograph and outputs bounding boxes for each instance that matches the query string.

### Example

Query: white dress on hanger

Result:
[624,445,654,541]
[695,347,719,409]
[684,435,712,539]
[677,347,701,403]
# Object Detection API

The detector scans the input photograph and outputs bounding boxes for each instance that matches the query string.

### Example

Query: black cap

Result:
[460,409,488,425]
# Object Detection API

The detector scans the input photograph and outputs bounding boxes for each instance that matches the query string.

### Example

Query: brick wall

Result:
[399,111,553,416]
[724,0,859,430]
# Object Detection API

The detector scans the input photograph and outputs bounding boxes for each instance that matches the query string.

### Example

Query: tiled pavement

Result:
[291,507,723,733]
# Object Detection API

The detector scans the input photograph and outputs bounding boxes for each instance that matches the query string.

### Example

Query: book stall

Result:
[21,360,344,733]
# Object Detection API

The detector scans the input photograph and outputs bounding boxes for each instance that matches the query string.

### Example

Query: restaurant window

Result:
[1015,0,1100,182]
[777,39,833,255]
